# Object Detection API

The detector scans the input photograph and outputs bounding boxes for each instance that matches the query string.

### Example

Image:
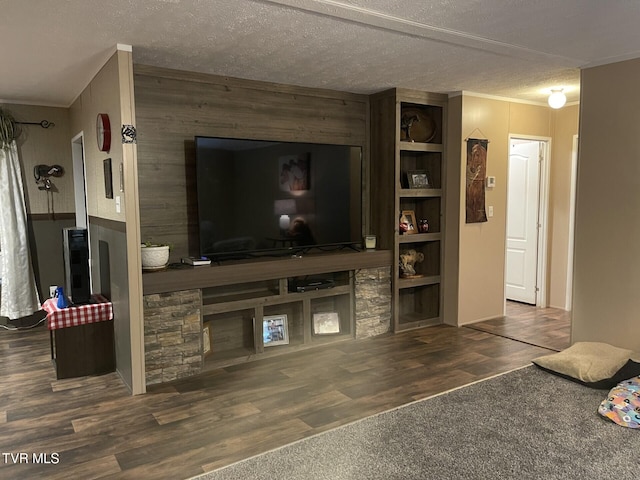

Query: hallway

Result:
[467,301,571,352]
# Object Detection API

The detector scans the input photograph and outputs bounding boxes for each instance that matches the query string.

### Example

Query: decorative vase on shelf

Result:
[141,243,170,271]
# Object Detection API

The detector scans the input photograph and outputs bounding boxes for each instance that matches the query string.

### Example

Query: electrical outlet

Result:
[488,206,494,217]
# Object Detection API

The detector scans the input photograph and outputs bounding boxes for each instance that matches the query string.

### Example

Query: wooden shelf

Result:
[398,188,442,198]
[398,275,441,289]
[143,249,392,295]
[396,313,441,331]
[370,88,447,333]
[198,267,359,369]
[398,233,441,243]
[399,141,443,152]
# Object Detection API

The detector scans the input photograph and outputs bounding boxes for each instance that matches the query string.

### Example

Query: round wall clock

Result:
[96,113,111,152]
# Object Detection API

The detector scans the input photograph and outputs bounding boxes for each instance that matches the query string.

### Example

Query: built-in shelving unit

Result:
[370,88,447,332]
[142,250,392,371]
[200,271,354,368]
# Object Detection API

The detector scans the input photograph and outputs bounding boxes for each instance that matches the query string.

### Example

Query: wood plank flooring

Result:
[467,301,571,352]
[0,305,569,480]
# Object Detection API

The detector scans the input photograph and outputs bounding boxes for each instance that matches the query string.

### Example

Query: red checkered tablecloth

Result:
[42,294,113,330]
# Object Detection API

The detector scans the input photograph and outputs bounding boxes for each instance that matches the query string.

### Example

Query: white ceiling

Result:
[2,0,640,107]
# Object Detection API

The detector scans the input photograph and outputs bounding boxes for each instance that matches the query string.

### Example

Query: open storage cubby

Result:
[399,102,444,144]
[399,241,441,279]
[202,279,282,305]
[310,293,353,342]
[199,268,356,368]
[399,196,441,234]
[398,283,440,328]
[205,309,255,364]
[400,150,442,190]
[370,88,447,331]
[263,301,305,349]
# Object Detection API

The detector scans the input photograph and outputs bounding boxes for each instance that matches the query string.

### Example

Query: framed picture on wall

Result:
[279,153,310,192]
[103,158,113,199]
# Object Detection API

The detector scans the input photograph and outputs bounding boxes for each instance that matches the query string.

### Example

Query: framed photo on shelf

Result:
[312,312,341,335]
[203,322,213,357]
[407,170,430,189]
[263,314,289,347]
[399,210,418,235]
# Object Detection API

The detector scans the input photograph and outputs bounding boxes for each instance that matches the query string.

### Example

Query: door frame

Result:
[565,134,579,310]
[71,132,92,292]
[504,134,551,308]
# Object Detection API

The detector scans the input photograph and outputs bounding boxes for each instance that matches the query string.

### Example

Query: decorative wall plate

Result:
[400,108,436,143]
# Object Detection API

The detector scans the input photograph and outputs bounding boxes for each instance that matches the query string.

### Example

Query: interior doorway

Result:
[505,136,550,307]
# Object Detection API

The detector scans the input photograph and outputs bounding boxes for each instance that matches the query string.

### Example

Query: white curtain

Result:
[0,141,40,319]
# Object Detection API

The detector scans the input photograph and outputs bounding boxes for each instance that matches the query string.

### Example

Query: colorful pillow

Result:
[598,376,640,428]
[532,342,640,389]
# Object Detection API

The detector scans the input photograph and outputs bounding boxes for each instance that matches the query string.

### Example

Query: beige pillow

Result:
[533,342,640,387]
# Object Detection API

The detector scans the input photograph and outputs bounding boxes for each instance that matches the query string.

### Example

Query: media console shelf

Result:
[142,250,392,383]
[201,271,354,368]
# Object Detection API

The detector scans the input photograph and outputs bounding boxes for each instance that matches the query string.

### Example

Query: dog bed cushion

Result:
[532,342,640,389]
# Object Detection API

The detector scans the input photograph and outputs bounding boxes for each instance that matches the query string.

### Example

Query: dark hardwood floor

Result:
[468,301,571,352]
[0,305,570,479]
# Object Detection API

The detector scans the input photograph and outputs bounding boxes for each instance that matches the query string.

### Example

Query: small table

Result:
[42,294,115,379]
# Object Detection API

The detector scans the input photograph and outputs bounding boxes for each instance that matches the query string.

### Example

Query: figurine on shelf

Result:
[399,249,424,278]
[418,219,429,233]
[401,113,420,142]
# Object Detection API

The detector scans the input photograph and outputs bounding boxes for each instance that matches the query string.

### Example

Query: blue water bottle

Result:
[56,286,69,308]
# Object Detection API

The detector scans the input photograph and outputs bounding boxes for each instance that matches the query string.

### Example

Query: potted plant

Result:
[141,241,171,270]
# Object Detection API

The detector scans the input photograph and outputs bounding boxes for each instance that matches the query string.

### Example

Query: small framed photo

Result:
[407,170,430,189]
[313,312,341,335]
[203,322,213,357]
[103,158,113,199]
[263,314,289,347]
[399,210,418,235]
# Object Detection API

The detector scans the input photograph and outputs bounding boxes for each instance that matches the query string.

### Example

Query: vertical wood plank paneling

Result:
[133,65,369,261]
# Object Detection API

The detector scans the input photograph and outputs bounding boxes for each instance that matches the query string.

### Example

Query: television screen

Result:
[195,136,363,260]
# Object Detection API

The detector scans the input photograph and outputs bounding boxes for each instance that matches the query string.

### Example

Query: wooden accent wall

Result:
[133,65,369,261]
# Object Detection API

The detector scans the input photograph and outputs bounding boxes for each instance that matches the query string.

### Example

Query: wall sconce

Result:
[548,88,567,109]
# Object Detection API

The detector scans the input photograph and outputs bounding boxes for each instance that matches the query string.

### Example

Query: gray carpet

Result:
[191,365,638,480]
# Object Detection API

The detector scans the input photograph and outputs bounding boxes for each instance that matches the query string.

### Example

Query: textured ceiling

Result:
[2,0,640,107]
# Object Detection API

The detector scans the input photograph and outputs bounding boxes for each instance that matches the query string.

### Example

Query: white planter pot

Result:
[141,245,170,270]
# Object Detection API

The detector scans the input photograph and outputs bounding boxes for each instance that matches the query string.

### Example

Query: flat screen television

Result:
[195,136,363,260]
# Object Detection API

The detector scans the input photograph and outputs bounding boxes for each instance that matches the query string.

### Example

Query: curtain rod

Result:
[15,120,55,129]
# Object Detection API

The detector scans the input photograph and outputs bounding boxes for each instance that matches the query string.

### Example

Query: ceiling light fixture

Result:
[548,88,567,109]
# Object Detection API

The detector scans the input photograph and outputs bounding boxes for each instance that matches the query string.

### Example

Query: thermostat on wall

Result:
[485,176,496,188]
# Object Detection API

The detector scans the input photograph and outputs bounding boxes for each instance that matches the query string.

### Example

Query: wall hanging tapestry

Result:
[465,138,488,223]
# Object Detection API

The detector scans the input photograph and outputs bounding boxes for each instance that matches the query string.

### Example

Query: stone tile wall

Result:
[354,267,392,338]
[143,289,202,386]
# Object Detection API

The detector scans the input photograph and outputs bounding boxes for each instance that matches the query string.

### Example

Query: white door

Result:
[505,140,541,304]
